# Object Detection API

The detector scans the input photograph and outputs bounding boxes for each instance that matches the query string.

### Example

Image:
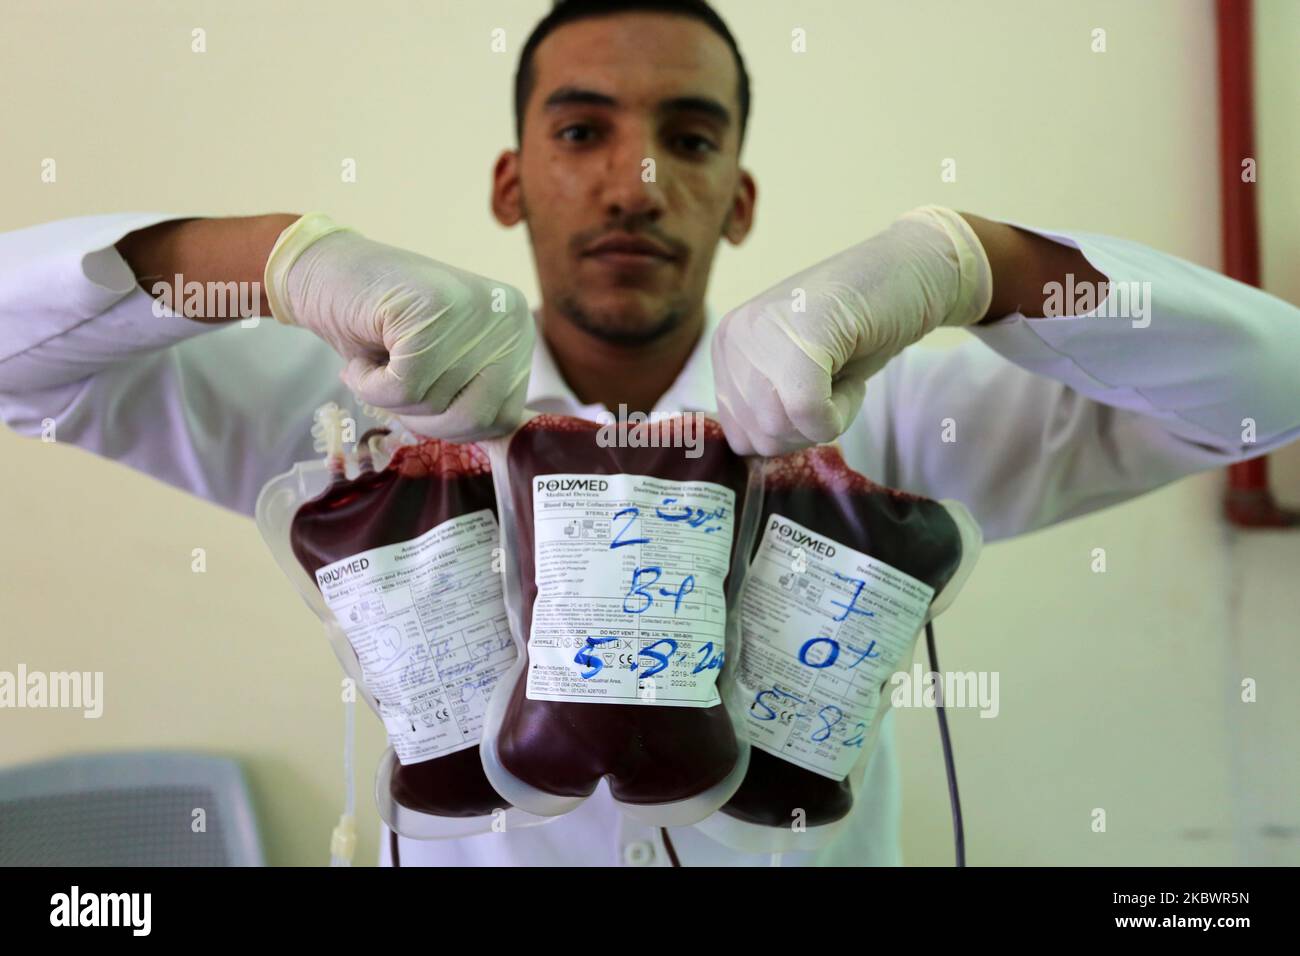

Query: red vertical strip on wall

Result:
[1215,0,1295,527]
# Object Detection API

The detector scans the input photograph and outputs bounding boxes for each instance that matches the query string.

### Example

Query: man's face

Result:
[493,12,756,346]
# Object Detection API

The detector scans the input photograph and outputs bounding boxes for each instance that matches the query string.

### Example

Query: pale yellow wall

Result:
[1,0,1295,866]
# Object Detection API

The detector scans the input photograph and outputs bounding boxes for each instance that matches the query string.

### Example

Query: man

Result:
[1,0,1297,866]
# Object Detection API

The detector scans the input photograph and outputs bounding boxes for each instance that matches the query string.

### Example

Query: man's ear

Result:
[492,150,524,227]
[723,169,757,246]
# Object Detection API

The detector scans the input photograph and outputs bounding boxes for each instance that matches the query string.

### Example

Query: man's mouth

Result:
[582,233,679,268]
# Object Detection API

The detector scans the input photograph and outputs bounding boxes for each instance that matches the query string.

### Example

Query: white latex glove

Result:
[711,205,993,456]
[264,213,534,441]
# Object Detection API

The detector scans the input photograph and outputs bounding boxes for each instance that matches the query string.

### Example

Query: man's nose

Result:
[598,127,667,221]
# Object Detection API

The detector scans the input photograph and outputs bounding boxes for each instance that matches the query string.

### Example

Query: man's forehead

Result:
[532,12,737,103]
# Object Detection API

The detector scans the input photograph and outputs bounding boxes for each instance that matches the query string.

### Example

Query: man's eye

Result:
[674,134,717,155]
[558,125,596,143]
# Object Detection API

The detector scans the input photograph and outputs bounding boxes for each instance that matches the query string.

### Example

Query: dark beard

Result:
[556,294,688,347]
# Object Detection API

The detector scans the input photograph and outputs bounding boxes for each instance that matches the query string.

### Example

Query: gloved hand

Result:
[264,212,534,441]
[711,205,993,455]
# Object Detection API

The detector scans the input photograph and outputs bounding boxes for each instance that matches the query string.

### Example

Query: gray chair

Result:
[0,752,265,866]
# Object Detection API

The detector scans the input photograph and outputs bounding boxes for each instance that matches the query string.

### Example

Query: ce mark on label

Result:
[750,686,805,723]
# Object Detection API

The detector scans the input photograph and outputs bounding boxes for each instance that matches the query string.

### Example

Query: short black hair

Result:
[514,0,750,151]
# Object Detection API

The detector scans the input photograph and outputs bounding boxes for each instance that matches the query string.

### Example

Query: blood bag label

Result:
[314,509,514,766]
[738,514,933,780]
[526,473,735,707]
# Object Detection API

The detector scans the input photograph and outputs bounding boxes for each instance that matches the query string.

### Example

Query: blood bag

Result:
[694,444,982,853]
[480,413,762,826]
[257,404,543,839]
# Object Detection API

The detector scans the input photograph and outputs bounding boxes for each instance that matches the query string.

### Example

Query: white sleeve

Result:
[0,214,369,517]
[878,223,1300,543]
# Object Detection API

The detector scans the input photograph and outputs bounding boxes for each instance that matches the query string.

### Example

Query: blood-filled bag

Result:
[480,413,762,826]
[257,405,539,839]
[695,444,982,853]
